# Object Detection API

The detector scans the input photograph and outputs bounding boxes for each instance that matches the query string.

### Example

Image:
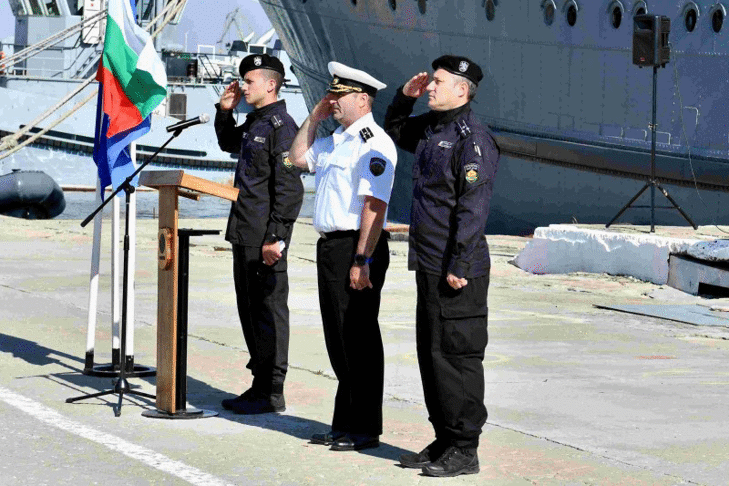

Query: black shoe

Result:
[310,430,346,445]
[399,440,447,469]
[230,391,285,415]
[421,446,479,477]
[330,434,380,451]
[221,388,256,410]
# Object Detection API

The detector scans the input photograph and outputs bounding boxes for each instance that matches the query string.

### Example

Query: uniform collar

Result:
[246,99,286,121]
[429,102,470,131]
[339,112,375,138]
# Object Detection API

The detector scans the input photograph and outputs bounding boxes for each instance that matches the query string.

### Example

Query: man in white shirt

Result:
[290,61,397,452]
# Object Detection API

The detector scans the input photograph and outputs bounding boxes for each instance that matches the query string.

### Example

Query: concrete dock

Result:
[1,215,728,485]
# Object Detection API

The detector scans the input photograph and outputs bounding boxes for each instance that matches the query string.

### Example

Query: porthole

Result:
[418,0,426,14]
[711,5,727,33]
[713,9,724,31]
[567,5,577,25]
[542,0,556,25]
[485,0,496,21]
[389,0,396,10]
[633,0,647,16]
[608,0,624,29]
[685,8,698,31]
[612,7,622,28]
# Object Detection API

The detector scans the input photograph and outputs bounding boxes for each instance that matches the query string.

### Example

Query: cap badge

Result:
[370,157,386,176]
[459,61,469,73]
[333,76,339,84]
[254,56,262,66]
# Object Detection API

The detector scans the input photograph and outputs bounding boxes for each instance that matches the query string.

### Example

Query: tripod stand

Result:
[606,65,697,232]
[66,130,183,416]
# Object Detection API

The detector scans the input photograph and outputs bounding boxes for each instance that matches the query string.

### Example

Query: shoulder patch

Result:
[359,127,374,142]
[369,157,386,176]
[464,162,479,184]
[271,115,284,129]
[281,151,294,170]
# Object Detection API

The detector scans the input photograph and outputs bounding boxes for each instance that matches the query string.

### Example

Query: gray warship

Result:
[259,0,729,234]
[0,0,309,190]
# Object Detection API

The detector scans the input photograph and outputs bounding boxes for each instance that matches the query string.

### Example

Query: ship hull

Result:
[259,0,729,233]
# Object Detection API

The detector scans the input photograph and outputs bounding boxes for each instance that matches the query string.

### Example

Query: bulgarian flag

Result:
[93,0,167,192]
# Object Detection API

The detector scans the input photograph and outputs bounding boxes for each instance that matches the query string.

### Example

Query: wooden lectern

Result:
[139,170,238,417]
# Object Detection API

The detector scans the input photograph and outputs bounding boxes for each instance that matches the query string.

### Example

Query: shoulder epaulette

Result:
[271,115,284,129]
[359,127,374,142]
[456,119,471,139]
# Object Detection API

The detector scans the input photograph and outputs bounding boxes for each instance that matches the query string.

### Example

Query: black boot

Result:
[398,439,447,468]
[421,446,479,477]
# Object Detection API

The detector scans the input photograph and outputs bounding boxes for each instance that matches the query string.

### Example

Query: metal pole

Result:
[650,65,658,233]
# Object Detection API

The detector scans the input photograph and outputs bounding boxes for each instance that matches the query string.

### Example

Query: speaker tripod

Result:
[606,64,697,232]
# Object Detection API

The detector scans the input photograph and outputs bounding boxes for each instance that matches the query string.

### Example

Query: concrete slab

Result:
[511,224,700,284]
[2,216,729,485]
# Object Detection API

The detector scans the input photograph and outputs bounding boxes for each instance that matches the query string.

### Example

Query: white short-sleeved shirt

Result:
[305,112,398,233]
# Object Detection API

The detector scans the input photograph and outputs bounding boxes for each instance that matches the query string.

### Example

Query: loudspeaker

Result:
[633,15,671,67]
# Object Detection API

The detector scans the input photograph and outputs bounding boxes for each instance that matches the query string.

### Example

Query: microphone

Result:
[166,113,210,133]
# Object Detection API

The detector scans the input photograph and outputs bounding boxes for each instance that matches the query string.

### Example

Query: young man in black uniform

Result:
[214,54,304,414]
[384,55,500,477]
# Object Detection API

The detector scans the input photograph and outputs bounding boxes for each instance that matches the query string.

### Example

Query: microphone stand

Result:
[67,128,183,416]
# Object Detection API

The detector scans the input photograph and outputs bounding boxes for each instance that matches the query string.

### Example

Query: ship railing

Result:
[0,10,106,77]
[0,0,189,160]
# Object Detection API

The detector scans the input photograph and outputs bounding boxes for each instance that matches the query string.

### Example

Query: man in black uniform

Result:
[214,54,303,414]
[384,55,500,477]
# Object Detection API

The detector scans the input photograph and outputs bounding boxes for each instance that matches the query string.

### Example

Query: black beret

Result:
[239,54,285,78]
[431,55,483,85]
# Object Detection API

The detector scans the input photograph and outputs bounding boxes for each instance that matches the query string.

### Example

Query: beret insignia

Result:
[459,61,469,72]
[254,56,262,66]
[370,157,386,176]
[464,162,479,184]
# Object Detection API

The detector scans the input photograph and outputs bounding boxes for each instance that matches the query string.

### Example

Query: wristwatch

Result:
[353,254,372,266]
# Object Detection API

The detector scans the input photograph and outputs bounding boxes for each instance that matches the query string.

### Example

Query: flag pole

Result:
[84,178,104,371]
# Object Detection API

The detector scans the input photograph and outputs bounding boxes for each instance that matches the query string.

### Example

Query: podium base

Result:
[84,363,156,378]
[142,407,218,420]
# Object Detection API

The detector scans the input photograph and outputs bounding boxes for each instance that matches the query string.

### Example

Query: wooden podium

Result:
[139,170,238,418]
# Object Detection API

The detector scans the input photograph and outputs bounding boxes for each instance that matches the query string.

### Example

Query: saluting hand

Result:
[310,93,336,123]
[402,72,430,98]
[446,273,468,290]
[220,81,243,111]
[350,264,373,291]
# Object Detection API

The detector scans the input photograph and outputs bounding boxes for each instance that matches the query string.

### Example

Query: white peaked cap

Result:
[327,61,387,94]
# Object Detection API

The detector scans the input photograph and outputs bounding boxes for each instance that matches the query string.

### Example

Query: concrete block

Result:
[512,225,700,285]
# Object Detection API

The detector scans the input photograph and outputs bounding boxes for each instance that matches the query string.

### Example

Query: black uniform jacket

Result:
[215,100,303,251]
[385,89,500,279]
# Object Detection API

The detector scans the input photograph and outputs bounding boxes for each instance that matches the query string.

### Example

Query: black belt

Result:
[319,229,391,240]
[319,229,358,239]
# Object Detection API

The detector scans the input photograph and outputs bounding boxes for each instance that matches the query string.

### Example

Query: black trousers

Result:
[232,244,290,394]
[415,271,489,449]
[316,231,389,436]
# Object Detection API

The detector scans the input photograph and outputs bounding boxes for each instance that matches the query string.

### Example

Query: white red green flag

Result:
[93,0,167,190]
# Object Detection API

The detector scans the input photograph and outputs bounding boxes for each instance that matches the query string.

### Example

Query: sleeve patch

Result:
[464,162,479,184]
[370,157,387,176]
